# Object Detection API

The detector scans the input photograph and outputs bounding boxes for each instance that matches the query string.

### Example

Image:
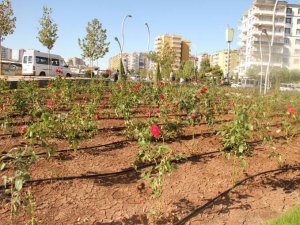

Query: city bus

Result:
[22,50,72,76]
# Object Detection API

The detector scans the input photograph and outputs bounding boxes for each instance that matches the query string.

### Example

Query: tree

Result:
[147,42,176,84]
[245,65,260,79]
[37,6,58,76]
[0,0,16,75]
[199,57,211,78]
[177,61,194,80]
[78,18,109,77]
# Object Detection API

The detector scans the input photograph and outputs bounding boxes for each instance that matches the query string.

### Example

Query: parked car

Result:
[279,83,299,92]
[231,82,242,88]
[129,74,141,81]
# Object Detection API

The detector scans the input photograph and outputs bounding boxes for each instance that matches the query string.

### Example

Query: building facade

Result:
[1,46,12,60]
[108,52,149,72]
[154,34,191,70]
[210,50,239,75]
[239,0,300,77]
[65,57,85,67]
[12,49,25,62]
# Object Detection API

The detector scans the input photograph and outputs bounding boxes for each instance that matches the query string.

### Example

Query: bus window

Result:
[28,56,33,64]
[52,58,59,66]
[23,56,27,64]
[36,56,48,65]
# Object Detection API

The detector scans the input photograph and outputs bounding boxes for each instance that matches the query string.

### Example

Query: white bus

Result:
[22,50,72,77]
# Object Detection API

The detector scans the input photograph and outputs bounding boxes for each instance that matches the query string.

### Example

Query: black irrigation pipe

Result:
[174,165,300,225]
[1,140,130,162]
[0,149,221,191]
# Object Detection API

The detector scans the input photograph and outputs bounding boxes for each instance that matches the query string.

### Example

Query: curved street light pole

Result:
[115,37,123,78]
[259,29,270,95]
[121,15,132,53]
[145,22,150,79]
[265,0,279,94]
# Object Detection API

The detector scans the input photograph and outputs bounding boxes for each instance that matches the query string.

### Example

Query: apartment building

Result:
[12,49,25,62]
[1,46,12,60]
[155,34,191,70]
[65,57,86,67]
[211,50,239,75]
[238,0,300,77]
[109,52,149,72]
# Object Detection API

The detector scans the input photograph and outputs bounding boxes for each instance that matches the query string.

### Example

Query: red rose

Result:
[0,105,3,111]
[94,112,100,120]
[46,100,54,109]
[146,111,151,117]
[160,95,165,100]
[191,113,197,119]
[153,109,160,114]
[135,83,141,91]
[19,126,26,135]
[55,68,63,74]
[200,86,208,94]
[287,106,296,115]
[5,98,12,104]
[150,124,160,139]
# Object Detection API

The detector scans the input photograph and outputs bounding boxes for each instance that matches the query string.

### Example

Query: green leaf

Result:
[15,178,23,191]
[0,162,5,171]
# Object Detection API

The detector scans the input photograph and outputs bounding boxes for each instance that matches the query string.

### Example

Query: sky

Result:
[3,0,300,68]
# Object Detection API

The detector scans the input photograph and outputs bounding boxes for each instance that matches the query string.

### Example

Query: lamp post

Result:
[226,26,234,83]
[259,29,271,95]
[121,15,132,54]
[265,0,279,94]
[145,22,150,80]
[114,37,123,79]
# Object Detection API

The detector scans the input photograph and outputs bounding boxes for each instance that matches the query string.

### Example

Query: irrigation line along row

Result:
[0,150,220,191]
[174,165,300,225]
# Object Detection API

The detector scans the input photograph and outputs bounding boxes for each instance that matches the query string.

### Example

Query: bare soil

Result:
[0,107,299,225]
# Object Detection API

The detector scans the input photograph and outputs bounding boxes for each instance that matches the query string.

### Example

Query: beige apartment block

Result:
[238,0,300,77]
[155,34,191,70]
[211,50,239,75]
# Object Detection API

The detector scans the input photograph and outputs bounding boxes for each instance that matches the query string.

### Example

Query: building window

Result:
[296,39,300,45]
[286,18,292,24]
[295,49,300,55]
[287,8,292,14]
[298,8,300,14]
[297,29,300,35]
[298,19,300,24]
[284,38,290,44]
[285,28,291,34]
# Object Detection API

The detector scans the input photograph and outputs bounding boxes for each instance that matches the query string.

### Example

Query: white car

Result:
[129,74,141,81]
[231,82,241,88]
[279,83,296,92]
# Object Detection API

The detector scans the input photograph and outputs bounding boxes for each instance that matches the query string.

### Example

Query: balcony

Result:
[253,19,285,27]
[253,9,285,17]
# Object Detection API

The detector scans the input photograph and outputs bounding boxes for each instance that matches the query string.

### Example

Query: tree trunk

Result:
[48,49,50,76]
[0,36,2,76]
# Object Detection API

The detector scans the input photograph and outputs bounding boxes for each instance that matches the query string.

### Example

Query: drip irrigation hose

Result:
[174,165,300,225]
[1,140,130,162]
[0,150,220,191]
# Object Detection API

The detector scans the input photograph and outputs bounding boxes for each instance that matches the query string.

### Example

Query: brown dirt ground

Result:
[0,109,299,225]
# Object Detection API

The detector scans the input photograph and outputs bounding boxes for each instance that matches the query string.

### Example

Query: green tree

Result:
[178,61,194,80]
[78,18,109,78]
[199,57,211,79]
[0,0,16,75]
[211,65,223,83]
[147,43,176,84]
[245,65,260,79]
[37,6,58,76]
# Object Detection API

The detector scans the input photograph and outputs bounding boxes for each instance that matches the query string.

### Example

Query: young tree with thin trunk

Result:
[0,0,16,75]
[37,6,58,76]
[78,18,109,78]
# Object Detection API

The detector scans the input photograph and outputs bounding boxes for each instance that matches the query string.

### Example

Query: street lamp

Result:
[226,26,234,83]
[121,15,132,53]
[259,29,271,95]
[145,22,150,79]
[265,0,279,94]
[115,37,123,78]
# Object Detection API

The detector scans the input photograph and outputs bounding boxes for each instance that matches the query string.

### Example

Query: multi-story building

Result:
[210,49,239,75]
[155,34,191,70]
[108,53,129,71]
[238,0,300,77]
[65,57,85,67]
[108,52,149,72]
[12,49,25,62]
[1,46,12,60]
